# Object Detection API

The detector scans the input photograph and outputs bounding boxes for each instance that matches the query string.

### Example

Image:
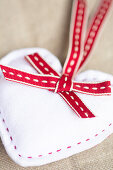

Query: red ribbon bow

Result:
[0,0,112,118]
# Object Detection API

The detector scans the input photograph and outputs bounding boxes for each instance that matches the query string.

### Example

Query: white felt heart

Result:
[0,48,113,167]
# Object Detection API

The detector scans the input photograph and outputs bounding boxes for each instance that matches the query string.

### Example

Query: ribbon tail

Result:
[59,91,95,118]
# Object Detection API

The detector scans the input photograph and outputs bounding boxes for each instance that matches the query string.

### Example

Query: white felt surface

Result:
[0,48,113,167]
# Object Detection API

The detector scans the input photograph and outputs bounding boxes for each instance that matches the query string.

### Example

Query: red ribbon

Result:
[0,0,112,118]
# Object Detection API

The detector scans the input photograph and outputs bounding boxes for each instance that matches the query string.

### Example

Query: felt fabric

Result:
[0,0,113,169]
[0,48,113,167]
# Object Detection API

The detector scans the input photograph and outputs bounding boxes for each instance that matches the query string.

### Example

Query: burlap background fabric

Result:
[0,0,113,169]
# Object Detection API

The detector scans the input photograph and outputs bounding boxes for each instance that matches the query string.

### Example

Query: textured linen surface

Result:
[0,0,113,169]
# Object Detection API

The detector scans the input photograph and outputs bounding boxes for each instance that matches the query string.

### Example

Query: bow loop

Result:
[72,81,111,95]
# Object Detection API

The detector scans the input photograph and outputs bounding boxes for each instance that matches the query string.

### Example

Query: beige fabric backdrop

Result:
[0,0,113,169]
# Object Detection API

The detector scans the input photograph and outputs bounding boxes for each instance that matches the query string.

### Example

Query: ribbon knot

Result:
[55,74,72,93]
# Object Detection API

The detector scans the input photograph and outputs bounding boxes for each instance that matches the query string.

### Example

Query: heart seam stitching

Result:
[0,109,112,159]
